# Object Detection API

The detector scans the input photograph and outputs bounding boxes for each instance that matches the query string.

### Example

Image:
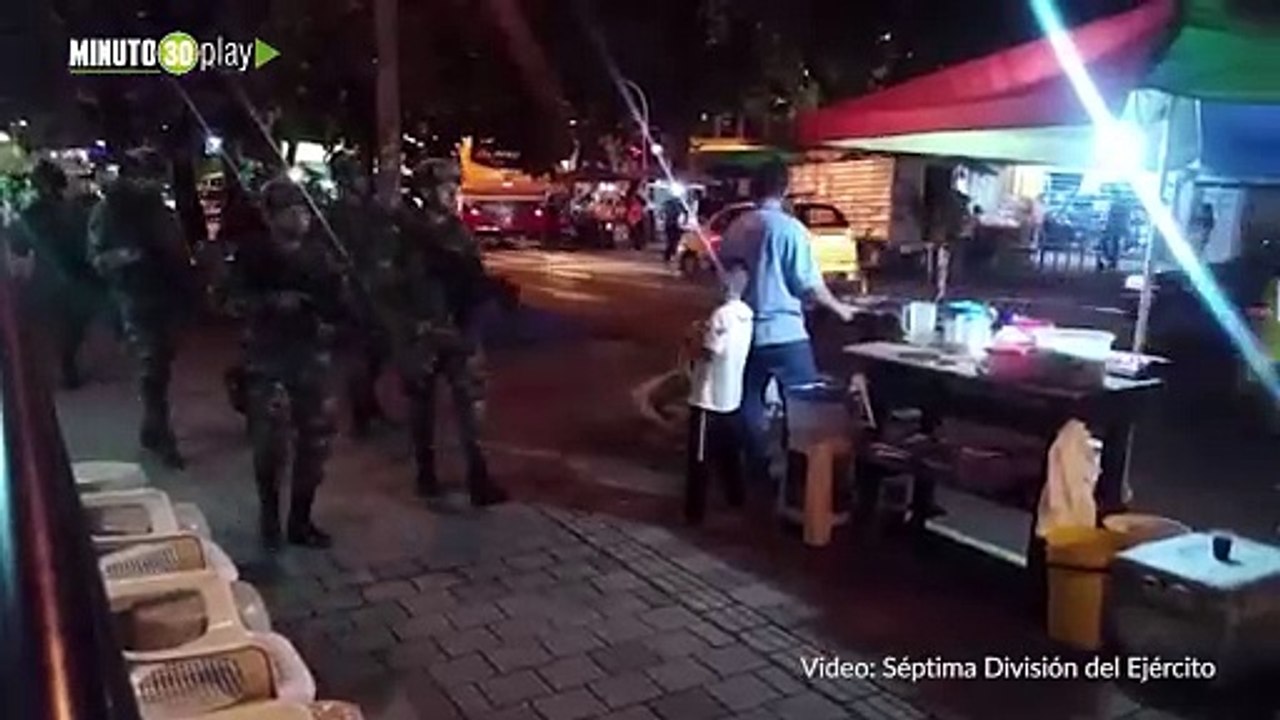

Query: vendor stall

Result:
[799,0,1280,354]
[786,0,1280,579]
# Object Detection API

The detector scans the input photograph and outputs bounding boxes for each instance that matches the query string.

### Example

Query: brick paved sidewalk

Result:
[57,332,1226,720]
[53,349,932,719]
[261,503,931,720]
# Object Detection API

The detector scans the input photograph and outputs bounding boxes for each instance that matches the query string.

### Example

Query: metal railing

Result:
[0,245,140,718]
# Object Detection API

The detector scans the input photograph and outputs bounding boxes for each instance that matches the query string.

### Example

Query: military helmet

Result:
[411,158,462,189]
[260,176,309,213]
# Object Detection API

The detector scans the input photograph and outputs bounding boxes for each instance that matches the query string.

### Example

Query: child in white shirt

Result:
[684,260,754,524]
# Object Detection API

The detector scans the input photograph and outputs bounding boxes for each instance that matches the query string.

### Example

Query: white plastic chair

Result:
[174,503,212,538]
[98,533,239,583]
[83,488,181,537]
[198,703,312,720]
[130,633,317,719]
[82,489,211,540]
[198,701,364,720]
[73,460,149,493]
[109,571,255,660]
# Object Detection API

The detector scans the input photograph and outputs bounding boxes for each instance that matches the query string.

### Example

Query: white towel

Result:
[1037,419,1099,537]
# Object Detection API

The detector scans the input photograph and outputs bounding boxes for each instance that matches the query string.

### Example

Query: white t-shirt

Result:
[688,299,754,412]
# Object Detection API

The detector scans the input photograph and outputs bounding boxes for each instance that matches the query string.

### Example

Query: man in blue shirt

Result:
[719,160,856,483]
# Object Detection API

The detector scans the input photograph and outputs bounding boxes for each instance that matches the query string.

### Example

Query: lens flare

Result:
[1031,0,1280,401]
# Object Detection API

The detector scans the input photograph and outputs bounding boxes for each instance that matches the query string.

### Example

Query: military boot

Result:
[465,452,508,508]
[409,402,443,498]
[414,457,444,499]
[140,417,184,470]
[287,461,332,549]
[61,349,84,390]
[256,468,282,551]
[140,378,184,469]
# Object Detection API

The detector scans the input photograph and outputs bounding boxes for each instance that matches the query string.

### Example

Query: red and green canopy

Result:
[796,0,1280,168]
[1146,0,1280,102]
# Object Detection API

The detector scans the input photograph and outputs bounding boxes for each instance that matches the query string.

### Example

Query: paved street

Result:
[54,247,1276,719]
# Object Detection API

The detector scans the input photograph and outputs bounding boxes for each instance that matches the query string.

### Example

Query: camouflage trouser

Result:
[342,323,390,433]
[400,346,488,485]
[244,350,336,522]
[115,295,180,446]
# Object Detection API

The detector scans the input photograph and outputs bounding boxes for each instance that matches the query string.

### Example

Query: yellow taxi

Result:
[676,201,860,281]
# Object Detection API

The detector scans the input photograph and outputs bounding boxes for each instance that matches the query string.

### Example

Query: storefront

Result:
[788,153,897,244]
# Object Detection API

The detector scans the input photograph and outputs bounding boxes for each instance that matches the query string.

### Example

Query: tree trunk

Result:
[374,0,401,206]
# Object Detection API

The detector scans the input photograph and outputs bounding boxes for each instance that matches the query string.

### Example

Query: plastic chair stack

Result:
[74,461,364,720]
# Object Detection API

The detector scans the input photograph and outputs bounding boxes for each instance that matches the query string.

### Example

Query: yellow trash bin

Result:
[1044,526,1120,651]
[1102,513,1191,551]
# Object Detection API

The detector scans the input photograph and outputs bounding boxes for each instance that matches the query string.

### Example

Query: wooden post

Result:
[374,0,401,207]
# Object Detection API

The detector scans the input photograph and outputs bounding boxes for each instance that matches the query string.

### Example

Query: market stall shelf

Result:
[842,341,1163,576]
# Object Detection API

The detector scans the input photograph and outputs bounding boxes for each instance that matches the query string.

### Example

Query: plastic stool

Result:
[780,436,853,547]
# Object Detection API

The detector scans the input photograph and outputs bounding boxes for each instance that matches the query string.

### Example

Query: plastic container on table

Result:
[1032,328,1116,362]
[1044,526,1121,651]
[1102,513,1192,550]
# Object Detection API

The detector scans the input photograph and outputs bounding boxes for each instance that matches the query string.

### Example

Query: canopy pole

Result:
[1132,100,1177,353]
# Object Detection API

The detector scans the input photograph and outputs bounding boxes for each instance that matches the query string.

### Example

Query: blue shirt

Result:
[719,199,820,347]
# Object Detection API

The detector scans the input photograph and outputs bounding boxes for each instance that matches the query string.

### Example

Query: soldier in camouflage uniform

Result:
[11,160,101,389]
[227,178,350,549]
[88,148,195,469]
[368,159,507,506]
[326,152,392,437]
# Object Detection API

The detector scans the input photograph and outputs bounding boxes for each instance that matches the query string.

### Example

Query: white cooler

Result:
[1107,532,1280,683]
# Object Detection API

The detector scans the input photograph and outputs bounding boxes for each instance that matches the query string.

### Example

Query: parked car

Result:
[461,194,554,246]
[676,201,860,280]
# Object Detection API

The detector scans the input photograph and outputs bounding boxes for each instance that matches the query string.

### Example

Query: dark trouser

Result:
[346,328,389,435]
[245,354,335,532]
[740,340,820,484]
[33,282,98,387]
[685,406,745,523]
[663,227,681,262]
[58,302,93,386]
[403,349,489,489]
[117,298,180,450]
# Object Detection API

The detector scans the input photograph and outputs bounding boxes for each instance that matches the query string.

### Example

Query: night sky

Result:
[1,0,1144,150]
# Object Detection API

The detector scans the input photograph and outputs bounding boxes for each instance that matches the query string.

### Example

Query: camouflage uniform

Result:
[87,152,194,468]
[12,161,101,388]
[367,159,506,505]
[326,154,393,436]
[227,178,350,548]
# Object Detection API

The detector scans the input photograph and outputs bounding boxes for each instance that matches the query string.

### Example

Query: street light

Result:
[621,78,651,178]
